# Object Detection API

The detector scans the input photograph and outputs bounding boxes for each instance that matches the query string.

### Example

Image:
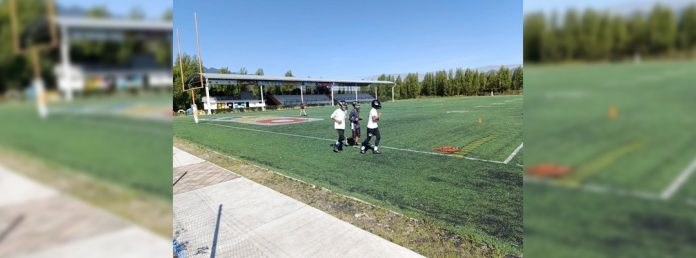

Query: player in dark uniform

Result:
[347,102,362,146]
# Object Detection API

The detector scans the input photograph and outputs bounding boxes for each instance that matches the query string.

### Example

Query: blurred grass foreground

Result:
[524,1,696,257]
[0,0,173,256]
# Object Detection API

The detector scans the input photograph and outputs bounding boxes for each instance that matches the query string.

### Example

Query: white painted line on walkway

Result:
[661,157,696,200]
[503,143,524,164]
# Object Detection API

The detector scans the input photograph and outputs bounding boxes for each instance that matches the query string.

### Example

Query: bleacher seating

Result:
[211,91,258,101]
[333,93,374,103]
[273,94,331,106]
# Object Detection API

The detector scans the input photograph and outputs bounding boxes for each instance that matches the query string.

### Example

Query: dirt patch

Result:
[175,137,517,258]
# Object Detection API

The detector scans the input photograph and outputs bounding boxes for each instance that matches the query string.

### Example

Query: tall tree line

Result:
[525,4,696,63]
[174,53,522,110]
[372,66,522,101]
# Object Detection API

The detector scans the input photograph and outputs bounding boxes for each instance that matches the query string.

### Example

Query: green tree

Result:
[524,12,546,62]
[596,12,614,59]
[542,11,562,62]
[611,16,630,58]
[678,4,696,50]
[628,12,647,55]
[404,73,419,99]
[434,70,448,96]
[647,4,677,54]
[453,68,465,95]
[579,9,601,60]
[394,75,403,99]
[486,71,498,93]
[463,69,475,95]
[173,54,203,111]
[255,68,264,75]
[129,7,145,20]
[497,66,512,92]
[560,9,580,59]
[420,73,433,96]
[86,6,111,18]
[512,67,523,91]
[162,8,173,21]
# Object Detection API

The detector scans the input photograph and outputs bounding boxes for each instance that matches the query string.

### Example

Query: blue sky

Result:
[174,0,522,79]
[57,0,171,19]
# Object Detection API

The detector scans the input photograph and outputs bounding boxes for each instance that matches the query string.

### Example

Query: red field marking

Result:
[526,164,573,178]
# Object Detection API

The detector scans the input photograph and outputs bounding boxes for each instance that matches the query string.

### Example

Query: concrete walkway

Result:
[173,147,423,258]
[0,164,170,258]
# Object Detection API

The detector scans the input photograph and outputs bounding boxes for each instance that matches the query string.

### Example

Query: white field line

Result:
[503,143,524,164]
[687,199,696,207]
[524,176,662,201]
[201,121,512,165]
[660,157,696,200]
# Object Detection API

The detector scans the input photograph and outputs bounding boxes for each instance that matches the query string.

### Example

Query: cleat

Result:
[372,149,381,154]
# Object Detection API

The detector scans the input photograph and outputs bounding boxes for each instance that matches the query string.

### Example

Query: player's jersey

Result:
[331,108,346,129]
[367,108,379,129]
[349,110,360,125]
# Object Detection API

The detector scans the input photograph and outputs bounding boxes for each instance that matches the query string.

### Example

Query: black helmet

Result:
[371,99,381,109]
[338,100,347,108]
[352,101,360,108]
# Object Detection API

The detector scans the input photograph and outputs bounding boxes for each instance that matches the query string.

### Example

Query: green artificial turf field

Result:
[524,60,696,257]
[174,95,523,253]
[0,95,172,199]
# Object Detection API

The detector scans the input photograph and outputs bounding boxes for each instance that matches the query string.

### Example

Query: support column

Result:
[331,83,334,106]
[60,25,73,101]
[374,87,378,100]
[392,85,395,102]
[260,84,265,111]
[205,77,211,114]
[300,84,304,104]
[354,86,358,102]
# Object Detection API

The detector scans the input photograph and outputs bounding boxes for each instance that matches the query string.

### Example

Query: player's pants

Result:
[362,127,380,147]
[300,108,307,116]
[351,123,361,138]
[336,129,345,149]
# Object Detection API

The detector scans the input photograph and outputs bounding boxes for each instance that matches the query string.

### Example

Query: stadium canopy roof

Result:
[54,16,172,101]
[55,16,171,31]
[189,73,394,87]
[187,73,395,113]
